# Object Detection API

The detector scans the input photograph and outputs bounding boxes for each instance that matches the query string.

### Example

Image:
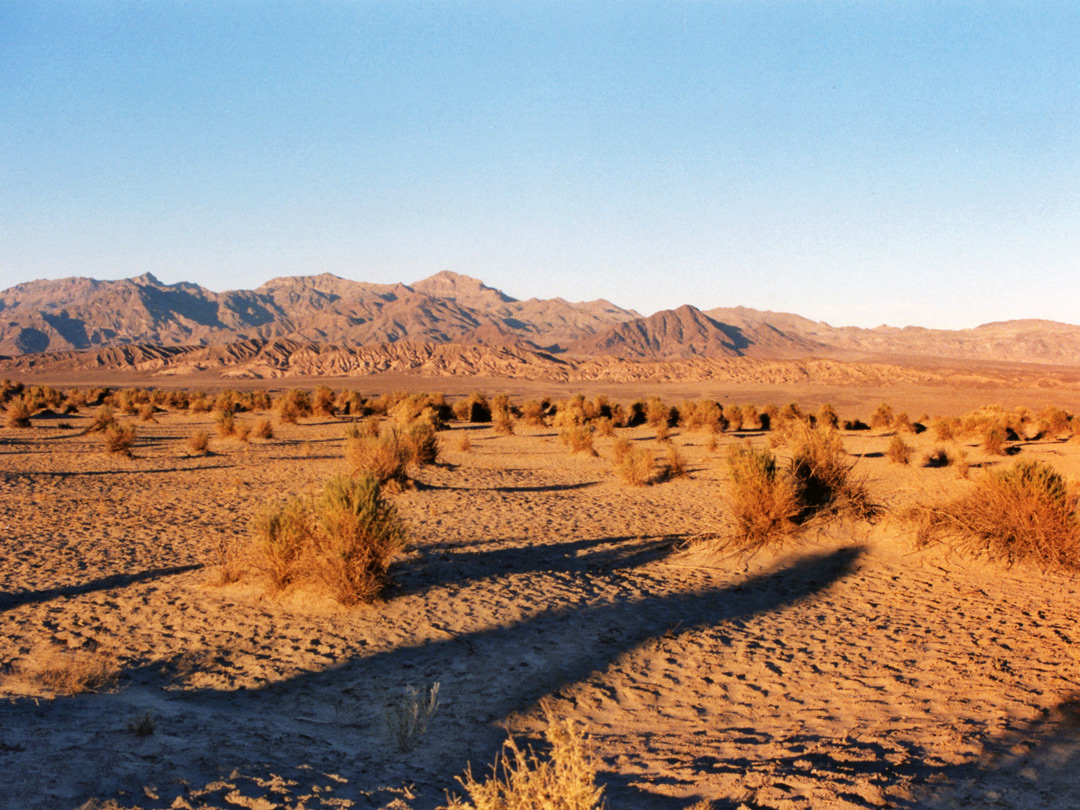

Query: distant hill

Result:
[2,271,1079,368]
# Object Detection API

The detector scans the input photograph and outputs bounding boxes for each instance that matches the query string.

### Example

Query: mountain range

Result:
[1,271,1078,372]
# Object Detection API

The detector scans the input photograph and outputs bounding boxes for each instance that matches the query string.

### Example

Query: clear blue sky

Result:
[2,2,1077,328]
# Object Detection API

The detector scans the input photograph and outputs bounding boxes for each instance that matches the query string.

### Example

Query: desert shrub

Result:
[817,403,840,430]
[405,419,440,466]
[252,417,274,440]
[870,403,894,430]
[624,400,646,427]
[893,411,914,434]
[252,494,312,590]
[655,422,670,443]
[982,423,1009,455]
[277,389,312,424]
[520,399,547,426]
[313,385,337,417]
[103,423,136,456]
[310,474,407,605]
[722,444,799,552]
[593,417,615,437]
[346,426,414,488]
[216,409,236,438]
[923,447,953,468]
[659,444,689,481]
[645,397,672,428]
[138,403,157,422]
[706,432,720,453]
[443,710,604,810]
[454,393,491,423]
[559,424,596,455]
[910,459,1080,570]
[493,410,515,435]
[188,394,213,414]
[887,435,913,465]
[5,397,32,428]
[931,417,958,442]
[615,444,655,486]
[612,437,632,464]
[786,423,876,521]
[386,682,440,752]
[88,405,117,432]
[1040,406,1071,439]
[457,433,472,453]
[842,419,869,431]
[338,390,367,417]
[187,430,211,455]
[5,644,120,696]
[235,421,252,443]
[723,404,744,432]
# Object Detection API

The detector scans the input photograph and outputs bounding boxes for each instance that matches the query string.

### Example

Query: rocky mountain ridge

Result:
[2,271,1078,368]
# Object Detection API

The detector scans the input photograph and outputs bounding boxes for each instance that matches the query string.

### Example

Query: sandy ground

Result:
[2,398,1080,809]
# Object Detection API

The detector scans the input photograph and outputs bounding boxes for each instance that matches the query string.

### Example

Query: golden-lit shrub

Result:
[870,402,894,430]
[786,422,876,521]
[887,435,913,465]
[103,423,136,456]
[4,398,31,428]
[252,417,274,440]
[816,403,840,430]
[442,710,605,810]
[721,444,799,552]
[252,494,313,591]
[910,459,1080,570]
[559,424,596,455]
[88,405,117,432]
[187,430,211,455]
[615,444,655,486]
[5,645,120,696]
[659,443,689,481]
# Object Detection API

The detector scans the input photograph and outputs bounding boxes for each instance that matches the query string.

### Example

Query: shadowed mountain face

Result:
[2,271,1080,368]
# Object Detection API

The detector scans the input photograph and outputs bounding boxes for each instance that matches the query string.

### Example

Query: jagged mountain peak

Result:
[411,270,516,305]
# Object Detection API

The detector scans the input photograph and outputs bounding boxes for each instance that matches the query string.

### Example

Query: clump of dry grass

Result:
[559,424,596,456]
[346,426,414,489]
[615,443,655,486]
[187,430,211,456]
[5,644,121,696]
[4,397,32,428]
[909,459,1080,570]
[103,423,136,456]
[923,447,953,468]
[658,443,689,481]
[887,435,913,464]
[785,422,876,521]
[386,682,440,752]
[442,709,605,810]
[252,417,274,440]
[88,405,117,432]
[250,474,406,603]
[721,444,800,552]
[215,409,236,438]
[457,432,472,453]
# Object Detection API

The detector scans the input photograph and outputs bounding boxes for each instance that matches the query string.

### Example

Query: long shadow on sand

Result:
[0,564,203,613]
[0,545,864,810]
[393,533,681,596]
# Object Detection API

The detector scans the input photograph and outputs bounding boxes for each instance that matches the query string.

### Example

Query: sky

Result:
[1,2,1078,329]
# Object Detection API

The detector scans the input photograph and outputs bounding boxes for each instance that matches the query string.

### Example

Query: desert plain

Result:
[2,371,1080,810]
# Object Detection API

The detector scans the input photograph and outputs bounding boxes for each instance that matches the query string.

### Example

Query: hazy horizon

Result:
[3,3,1077,331]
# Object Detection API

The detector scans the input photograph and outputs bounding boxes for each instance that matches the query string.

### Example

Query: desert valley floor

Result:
[3,389,1080,810]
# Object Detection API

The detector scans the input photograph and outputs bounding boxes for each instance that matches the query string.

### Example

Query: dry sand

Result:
[2,396,1080,809]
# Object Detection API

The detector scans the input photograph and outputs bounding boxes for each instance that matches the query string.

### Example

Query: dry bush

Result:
[645,397,671,428]
[138,403,157,422]
[887,435,913,465]
[253,494,312,590]
[277,389,311,424]
[931,417,958,442]
[909,459,1080,570]
[786,422,876,521]
[103,423,136,456]
[981,423,1009,455]
[559,425,596,456]
[893,411,915,433]
[593,417,615,437]
[655,422,671,443]
[216,409,236,438]
[406,419,441,466]
[870,402,894,430]
[454,393,491,423]
[1040,406,1071,439]
[6,644,120,696]
[612,437,632,464]
[187,430,211,455]
[457,433,472,453]
[817,403,840,430]
[386,682,440,752]
[313,385,338,417]
[721,444,800,552]
[310,474,408,605]
[88,405,117,432]
[706,432,720,453]
[346,427,413,488]
[615,444,655,486]
[658,444,689,481]
[520,399,547,426]
[494,411,515,435]
[251,417,274,440]
[4,397,31,428]
[723,404,744,432]
[923,447,953,468]
[250,475,406,603]
[442,709,604,810]
[235,421,252,443]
